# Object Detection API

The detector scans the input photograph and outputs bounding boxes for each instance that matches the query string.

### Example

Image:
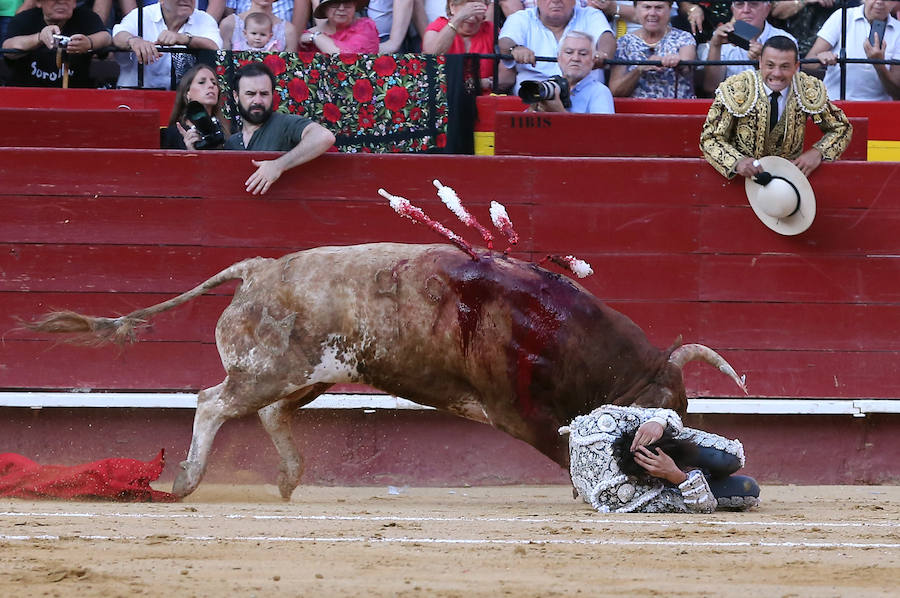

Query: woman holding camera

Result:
[608,0,696,99]
[163,63,231,150]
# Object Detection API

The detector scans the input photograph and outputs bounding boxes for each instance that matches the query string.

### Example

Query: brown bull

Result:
[27,242,746,499]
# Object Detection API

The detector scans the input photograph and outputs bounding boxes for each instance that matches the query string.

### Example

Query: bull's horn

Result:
[668,343,748,394]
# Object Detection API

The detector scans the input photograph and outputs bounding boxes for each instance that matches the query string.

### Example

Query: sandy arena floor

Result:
[1,484,899,597]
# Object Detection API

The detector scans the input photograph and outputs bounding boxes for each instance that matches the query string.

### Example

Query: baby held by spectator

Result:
[244,12,279,51]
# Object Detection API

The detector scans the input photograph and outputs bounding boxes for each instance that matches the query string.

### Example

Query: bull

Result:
[26,242,746,499]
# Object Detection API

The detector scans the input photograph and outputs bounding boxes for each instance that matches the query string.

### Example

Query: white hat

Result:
[744,156,816,236]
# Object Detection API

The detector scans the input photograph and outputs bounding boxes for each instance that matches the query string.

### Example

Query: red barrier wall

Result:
[0,108,160,148]
[477,96,900,142]
[2,148,900,403]
[493,112,869,159]
[0,87,176,127]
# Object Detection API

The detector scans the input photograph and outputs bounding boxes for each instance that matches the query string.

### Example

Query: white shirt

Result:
[816,5,900,101]
[499,6,613,91]
[113,4,223,89]
[698,21,796,80]
[568,75,615,114]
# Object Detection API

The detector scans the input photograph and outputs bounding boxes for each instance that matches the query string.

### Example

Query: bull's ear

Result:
[665,335,683,355]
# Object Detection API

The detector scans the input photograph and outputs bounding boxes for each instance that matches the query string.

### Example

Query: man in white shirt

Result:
[697,0,795,95]
[498,0,615,92]
[530,31,615,113]
[112,0,222,89]
[805,0,900,101]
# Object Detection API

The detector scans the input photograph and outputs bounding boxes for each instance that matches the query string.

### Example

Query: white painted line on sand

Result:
[2,510,899,529]
[2,533,899,549]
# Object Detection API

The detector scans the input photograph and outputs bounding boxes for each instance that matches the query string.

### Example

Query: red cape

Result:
[0,450,177,502]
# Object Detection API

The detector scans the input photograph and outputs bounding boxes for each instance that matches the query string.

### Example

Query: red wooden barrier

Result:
[493,112,869,159]
[0,87,176,127]
[2,148,900,401]
[477,96,900,142]
[0,108,160,149]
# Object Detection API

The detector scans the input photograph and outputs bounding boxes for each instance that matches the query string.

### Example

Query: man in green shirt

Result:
[224,61,336,196]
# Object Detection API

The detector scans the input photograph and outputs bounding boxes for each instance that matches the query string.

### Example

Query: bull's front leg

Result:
[172,383,229,498]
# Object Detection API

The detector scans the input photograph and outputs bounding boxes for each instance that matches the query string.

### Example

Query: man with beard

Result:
[224,62,336,195]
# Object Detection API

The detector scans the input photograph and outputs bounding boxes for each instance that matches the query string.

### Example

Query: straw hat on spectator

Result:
[744,156,816,236]
[314,0,369,19]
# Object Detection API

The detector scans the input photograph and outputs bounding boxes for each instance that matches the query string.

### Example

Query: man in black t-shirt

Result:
[2,0,110,87]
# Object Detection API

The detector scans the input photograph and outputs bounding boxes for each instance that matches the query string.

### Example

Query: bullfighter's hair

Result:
[612,430,700,485]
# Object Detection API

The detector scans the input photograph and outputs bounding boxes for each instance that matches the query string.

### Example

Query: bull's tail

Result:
[22,258,265,346]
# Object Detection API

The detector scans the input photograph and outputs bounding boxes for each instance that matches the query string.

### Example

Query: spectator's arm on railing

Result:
[291,0,312,43]
[379,0,414,53]
[595,30,615,68]
[113,31,161,64]
[803,36,835,74]
[2,28,49,56]
[701,22,730,95]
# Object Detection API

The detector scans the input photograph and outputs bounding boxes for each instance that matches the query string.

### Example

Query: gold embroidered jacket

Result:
[700,70,852,179]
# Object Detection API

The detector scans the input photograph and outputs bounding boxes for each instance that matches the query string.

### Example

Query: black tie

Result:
[769,90,781,131]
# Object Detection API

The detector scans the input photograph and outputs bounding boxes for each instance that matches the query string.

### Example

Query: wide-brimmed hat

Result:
[744,156,816,236]
[314,0,369,19]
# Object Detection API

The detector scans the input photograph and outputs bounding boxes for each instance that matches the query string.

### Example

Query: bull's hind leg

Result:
[258,383,332,501]
[173,377,290,498]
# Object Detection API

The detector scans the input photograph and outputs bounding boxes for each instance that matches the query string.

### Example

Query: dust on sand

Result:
[1,485,898,597]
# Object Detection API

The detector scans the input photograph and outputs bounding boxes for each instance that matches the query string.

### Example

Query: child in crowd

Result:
[243,11,280,50]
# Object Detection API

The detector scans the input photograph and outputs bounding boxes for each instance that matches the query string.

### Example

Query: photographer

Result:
[525,31,614,114]
[2,0,110,87]
[163,63,231,151]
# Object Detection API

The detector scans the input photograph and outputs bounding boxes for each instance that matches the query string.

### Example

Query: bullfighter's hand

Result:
[735,157,764,178]
[634,446,688,484]
[631,420,664,451]
[792,148,822,177]
[65,34,92,54]
[511,45,536,65]
[246,159,284,195]
[127,36,161,64]
[39,25,61,49]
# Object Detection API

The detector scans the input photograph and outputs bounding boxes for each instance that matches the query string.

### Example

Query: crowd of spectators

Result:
[2,0,897,101]
[0,0,897,131]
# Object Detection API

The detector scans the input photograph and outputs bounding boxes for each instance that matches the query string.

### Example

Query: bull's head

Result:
[631,343,747,414]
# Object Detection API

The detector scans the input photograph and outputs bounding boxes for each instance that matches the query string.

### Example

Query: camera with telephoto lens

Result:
[185,101,225,150]
[52,34,71,49]
[518,75,571,109]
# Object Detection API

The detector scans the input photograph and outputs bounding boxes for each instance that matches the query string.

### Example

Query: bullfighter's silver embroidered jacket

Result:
[561,405,744,513]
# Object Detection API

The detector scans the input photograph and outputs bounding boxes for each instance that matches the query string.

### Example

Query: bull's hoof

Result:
[276,466,300,501]
[172,460,203,498]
